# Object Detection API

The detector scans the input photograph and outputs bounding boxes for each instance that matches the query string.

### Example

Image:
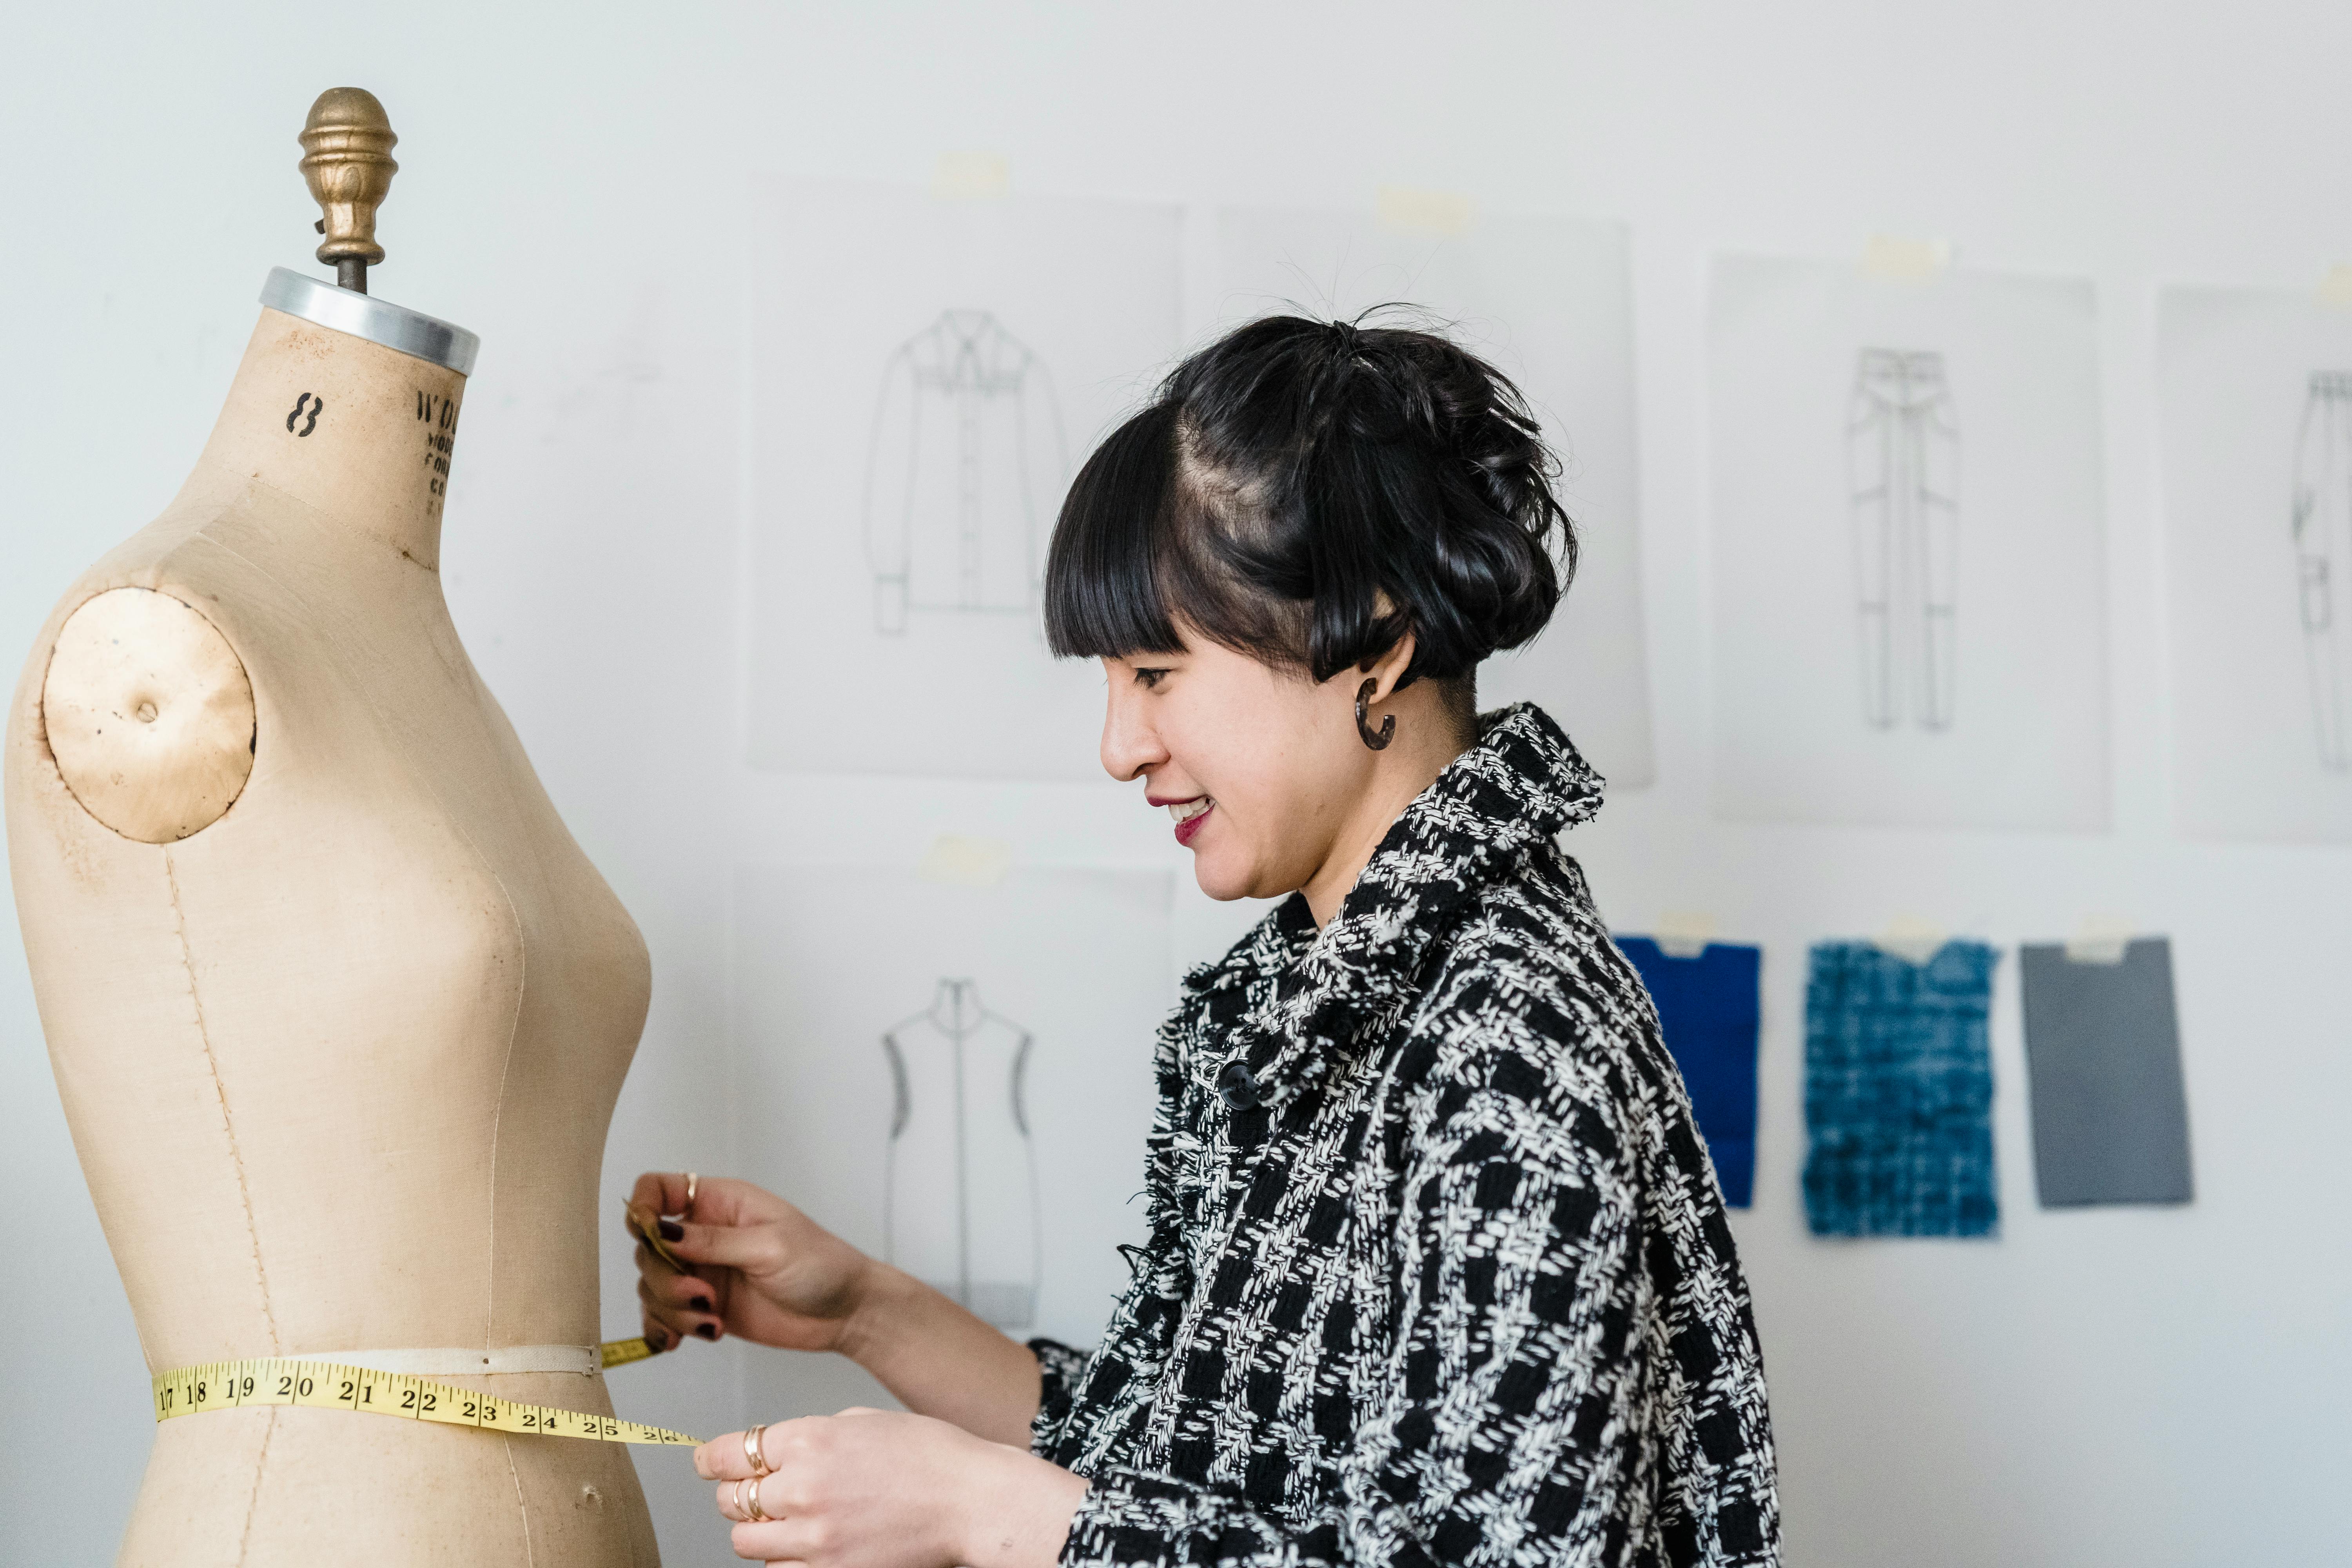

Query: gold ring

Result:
[684,1172,699,1215]
[743,1474,769,1523]
[743,1423,769,1478]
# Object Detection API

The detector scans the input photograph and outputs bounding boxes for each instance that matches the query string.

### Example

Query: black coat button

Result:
[1218,1061,1263,1110]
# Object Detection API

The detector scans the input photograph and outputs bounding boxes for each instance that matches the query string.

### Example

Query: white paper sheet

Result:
[2159,285,2352,842]
[1213,205,1654,787]
[748,180,1185,777]
[1708,254,2110,830]
[730,865,1172,1352]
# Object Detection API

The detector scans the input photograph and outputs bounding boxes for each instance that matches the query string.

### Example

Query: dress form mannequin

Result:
[4,92,659,1565]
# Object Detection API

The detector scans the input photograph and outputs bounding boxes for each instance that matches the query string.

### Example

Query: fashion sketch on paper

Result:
[2293,370,2352,771]
[862,310,1067,635]
[881,979,1042,1328]
[1846,348,1960,730]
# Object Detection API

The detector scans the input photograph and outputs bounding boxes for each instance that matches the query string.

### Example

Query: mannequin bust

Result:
[5,91,659,1565]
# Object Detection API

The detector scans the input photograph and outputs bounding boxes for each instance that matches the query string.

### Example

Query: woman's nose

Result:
[1099,683,1167,783]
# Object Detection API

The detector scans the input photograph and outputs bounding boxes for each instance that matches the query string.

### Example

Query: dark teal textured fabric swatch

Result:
[1803,940,1999,1238]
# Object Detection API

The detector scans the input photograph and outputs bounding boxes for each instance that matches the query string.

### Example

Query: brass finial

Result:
[299,88,398,294]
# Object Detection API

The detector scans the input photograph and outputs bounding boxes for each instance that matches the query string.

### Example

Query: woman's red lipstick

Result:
[1152,793,1214,847]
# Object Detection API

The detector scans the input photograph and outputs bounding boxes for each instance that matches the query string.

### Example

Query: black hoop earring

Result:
[1355,679,1395,751]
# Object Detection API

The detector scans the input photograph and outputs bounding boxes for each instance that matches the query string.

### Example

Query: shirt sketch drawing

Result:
[863,310,1066,635]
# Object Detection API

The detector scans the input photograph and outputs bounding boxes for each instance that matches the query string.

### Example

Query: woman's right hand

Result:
[630,1172,878,1355]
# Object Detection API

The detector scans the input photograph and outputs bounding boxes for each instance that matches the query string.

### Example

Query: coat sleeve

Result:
[1028,1004,1199,1460]
[1053,1080,1687,1568]
[1028,1338,1094,1436]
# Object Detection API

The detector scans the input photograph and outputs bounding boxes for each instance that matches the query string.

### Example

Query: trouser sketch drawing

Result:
[1846,348,1960,730]
[2294,371,2352,772]
[881,978,1042,1327]
[863,310,1065,635]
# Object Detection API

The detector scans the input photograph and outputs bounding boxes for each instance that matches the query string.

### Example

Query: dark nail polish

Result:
[690,1298,713,1315]
[658,1220,684,1242]
[695,1323,717,1341]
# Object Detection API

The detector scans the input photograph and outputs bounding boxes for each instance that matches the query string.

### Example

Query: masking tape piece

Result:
[1860,234,1953,281]
[932,152,1011,200]
[1653,911,1717,960]
[2063,914,2134,965]
[1375,185,1475,238]
[2319,264,2352,308]
[152,1357,700,1445]
[1872,915,1947,966]
[918,833,1013,887]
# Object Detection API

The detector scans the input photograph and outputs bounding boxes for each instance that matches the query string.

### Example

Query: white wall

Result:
[3,4,2345,1563]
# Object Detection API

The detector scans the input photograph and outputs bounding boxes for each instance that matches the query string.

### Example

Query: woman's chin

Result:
[1189,851,1258,904]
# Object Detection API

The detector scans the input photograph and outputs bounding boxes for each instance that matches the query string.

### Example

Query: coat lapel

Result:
[1184,703,1604,1115]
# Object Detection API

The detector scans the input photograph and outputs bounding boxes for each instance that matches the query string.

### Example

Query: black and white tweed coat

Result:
[1028,703,1778,1568]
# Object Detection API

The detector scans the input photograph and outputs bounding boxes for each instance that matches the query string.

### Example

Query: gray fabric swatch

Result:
[2018,938,2194,1207]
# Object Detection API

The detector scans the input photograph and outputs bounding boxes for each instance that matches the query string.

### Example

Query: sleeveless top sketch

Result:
[882,979,1041,1327]
[862,310,1065,635]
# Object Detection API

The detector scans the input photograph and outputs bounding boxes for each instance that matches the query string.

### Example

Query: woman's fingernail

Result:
[695,1323,717,1341]
[658,1220,684,1242]
[691,1298,713,1315]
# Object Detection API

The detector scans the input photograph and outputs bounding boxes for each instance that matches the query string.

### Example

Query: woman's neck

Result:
[193,305,466,570]
[1301,706,1474,928]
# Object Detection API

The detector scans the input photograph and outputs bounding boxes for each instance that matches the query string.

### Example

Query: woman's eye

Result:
[1134,668,1169,690]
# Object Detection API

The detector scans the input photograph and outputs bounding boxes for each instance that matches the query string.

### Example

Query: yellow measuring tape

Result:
[150,1205,702,1447]
[150,1351,697,1445]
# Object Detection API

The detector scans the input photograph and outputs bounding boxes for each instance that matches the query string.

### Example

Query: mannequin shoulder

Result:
[34,586,256,843]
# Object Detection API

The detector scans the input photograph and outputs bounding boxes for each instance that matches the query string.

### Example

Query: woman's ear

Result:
[1359,630,1417,705]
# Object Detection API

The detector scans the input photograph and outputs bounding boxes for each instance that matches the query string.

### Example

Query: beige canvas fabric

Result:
[5,301,660,1565]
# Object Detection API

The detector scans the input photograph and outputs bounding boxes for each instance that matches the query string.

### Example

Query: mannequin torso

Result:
[5,289,659,1565]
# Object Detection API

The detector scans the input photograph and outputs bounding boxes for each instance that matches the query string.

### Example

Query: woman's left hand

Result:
[697,1407,1089,1568]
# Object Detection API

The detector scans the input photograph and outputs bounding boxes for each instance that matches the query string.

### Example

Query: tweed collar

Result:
[1184,702,1603,1116]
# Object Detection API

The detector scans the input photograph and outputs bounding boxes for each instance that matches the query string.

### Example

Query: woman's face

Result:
[1098,628,1378,901]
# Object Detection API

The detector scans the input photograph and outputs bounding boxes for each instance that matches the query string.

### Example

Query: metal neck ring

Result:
[258,267,479,376]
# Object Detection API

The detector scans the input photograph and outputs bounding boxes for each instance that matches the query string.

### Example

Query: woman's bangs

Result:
[1043,405,1187,661]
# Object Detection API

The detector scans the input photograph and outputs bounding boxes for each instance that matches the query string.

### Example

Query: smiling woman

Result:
[1042,315,1574,922]
[637,313,1776,1568]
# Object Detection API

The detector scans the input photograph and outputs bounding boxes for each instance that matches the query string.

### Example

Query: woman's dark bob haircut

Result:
[1043,311,1573,722]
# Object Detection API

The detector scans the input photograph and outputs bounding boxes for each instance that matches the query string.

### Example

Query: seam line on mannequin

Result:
[202,466,441,575]
[502,1434,539,1568]
[231,1405,277,1567]
[445,650,541,1359]
[477,851,528,1349]
[186,523,309,607]
[164,846,280,1356]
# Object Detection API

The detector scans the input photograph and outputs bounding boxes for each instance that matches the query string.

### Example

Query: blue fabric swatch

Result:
[1615,938,1761,1207]
[1803,940,1999,1238]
